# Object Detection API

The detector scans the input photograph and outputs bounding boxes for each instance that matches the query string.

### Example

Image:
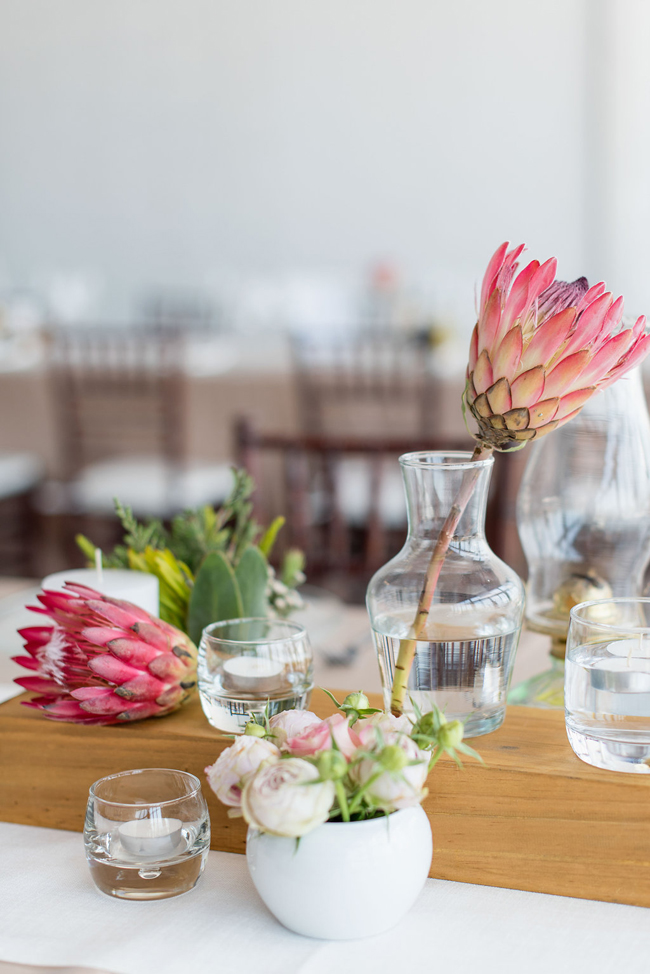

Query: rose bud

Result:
[438,719,464,750]
[244,721,267,737]
[343,691,370,711]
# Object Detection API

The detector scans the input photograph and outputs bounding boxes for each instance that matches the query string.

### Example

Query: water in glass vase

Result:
[565,641,650,773]
[373,610,520,737]
[366,451,525,738]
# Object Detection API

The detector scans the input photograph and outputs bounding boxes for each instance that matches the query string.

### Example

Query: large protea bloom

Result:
[13,583,197,724]
[464,242,650,450]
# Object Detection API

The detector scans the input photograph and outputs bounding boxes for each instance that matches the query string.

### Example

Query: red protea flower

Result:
[13,583,197,724]
[464,242,650,450]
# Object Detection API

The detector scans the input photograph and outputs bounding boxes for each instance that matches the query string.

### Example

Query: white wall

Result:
[2,0,638,327]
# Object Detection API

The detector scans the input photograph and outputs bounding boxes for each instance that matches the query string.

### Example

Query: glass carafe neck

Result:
[399,451,493,543]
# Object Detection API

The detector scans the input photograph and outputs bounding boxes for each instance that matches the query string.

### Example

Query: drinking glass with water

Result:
[565,598,650,773]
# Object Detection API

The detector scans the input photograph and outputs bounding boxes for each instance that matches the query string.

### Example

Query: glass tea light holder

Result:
[565,598,650,773]
[198,617,313,733]
[84,769,210,899]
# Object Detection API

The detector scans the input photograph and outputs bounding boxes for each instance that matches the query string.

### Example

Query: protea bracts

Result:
[464,242,650,450]
[13,583,197,724]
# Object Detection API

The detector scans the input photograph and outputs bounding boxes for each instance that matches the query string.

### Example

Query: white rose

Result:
[205,736,281,807]
[268,709,322,748]
[242,757,335,837]
[351,737,429,812]
[355,711,413,748]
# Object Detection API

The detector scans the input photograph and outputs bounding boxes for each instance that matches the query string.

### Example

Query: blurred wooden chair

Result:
[45,325,232,523]
[137,289,217,335]
[291,331,438,438]
[0,452,43,576]
[236,419,520,601]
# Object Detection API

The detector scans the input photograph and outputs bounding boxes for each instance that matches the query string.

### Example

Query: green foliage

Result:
[187,551,244,645]
[75,466,304,637]
[280,548,306,588]
[234,546,269,618]
[258,516,285,557]
[114,499,166,553]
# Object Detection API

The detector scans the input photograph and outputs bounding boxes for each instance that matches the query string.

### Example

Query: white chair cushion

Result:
[71,457,233,517]
[335,458,406,529]
[0,452,44,500]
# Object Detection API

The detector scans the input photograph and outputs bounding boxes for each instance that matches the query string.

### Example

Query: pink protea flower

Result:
[13,583,197,724]
[465,242,650,450]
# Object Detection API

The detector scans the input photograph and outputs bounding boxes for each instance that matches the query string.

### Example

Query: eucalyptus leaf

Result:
[187,551,244,644]
[235,545,269,618]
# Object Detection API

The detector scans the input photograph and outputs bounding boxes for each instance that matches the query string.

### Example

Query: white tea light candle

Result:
[42,569,159,616]
[118,817,183,858]
[222,656,284,693]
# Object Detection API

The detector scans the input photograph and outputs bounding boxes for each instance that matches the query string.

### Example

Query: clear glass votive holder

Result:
[84,769,210,899]
[198,617,313,733]
[566,598,650,773]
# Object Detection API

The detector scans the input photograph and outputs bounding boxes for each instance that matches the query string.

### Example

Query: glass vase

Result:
[511,367,650,708]
[366,451,525,737]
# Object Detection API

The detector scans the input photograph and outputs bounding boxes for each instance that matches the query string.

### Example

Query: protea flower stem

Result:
[390,442,493,716]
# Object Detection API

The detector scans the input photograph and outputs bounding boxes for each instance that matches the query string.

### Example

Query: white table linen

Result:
[1,823,650,974]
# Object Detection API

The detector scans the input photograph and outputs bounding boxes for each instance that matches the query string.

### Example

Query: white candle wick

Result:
[95,548,104,586]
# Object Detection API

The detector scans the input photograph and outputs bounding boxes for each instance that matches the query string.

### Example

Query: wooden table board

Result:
[2,689,650,908]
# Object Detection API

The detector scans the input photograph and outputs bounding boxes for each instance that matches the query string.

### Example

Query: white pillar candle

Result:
[118,817,183,858]
[42,568,159,616]
[221,656,284,694]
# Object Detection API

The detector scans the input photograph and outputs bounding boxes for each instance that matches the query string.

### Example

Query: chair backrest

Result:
[291,331,438,438]
[138,290,216,334]
[235,419,519,601]
[47,325,185,479]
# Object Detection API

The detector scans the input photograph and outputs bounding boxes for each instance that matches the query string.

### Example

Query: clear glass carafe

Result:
[367,451,525,737]
[512,368,650,708]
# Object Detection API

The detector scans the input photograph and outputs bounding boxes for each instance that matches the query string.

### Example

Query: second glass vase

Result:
[366,451,525,736]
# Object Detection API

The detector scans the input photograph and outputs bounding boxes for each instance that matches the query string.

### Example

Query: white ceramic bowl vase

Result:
[246,805,432,940]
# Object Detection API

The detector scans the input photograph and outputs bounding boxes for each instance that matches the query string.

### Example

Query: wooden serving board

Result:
[2,689,650,908]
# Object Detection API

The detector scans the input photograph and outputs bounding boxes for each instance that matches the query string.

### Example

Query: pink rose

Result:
[284,713,361,759]
[323,713,361,758]
[355,711,413,748]
[205,736,280,807]
[268,709,322,748]
[285,719,332,756]
[242,758,335,837]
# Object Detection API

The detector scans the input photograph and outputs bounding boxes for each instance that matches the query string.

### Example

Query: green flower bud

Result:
[378,744,409,772]
[316,750,348,781]
[244,721,266,737]
[343,691,369,711]
[414,711,437,737]
[439,720,464,750]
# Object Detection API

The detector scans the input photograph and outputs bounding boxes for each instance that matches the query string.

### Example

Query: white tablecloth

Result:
[1,822,649,974]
